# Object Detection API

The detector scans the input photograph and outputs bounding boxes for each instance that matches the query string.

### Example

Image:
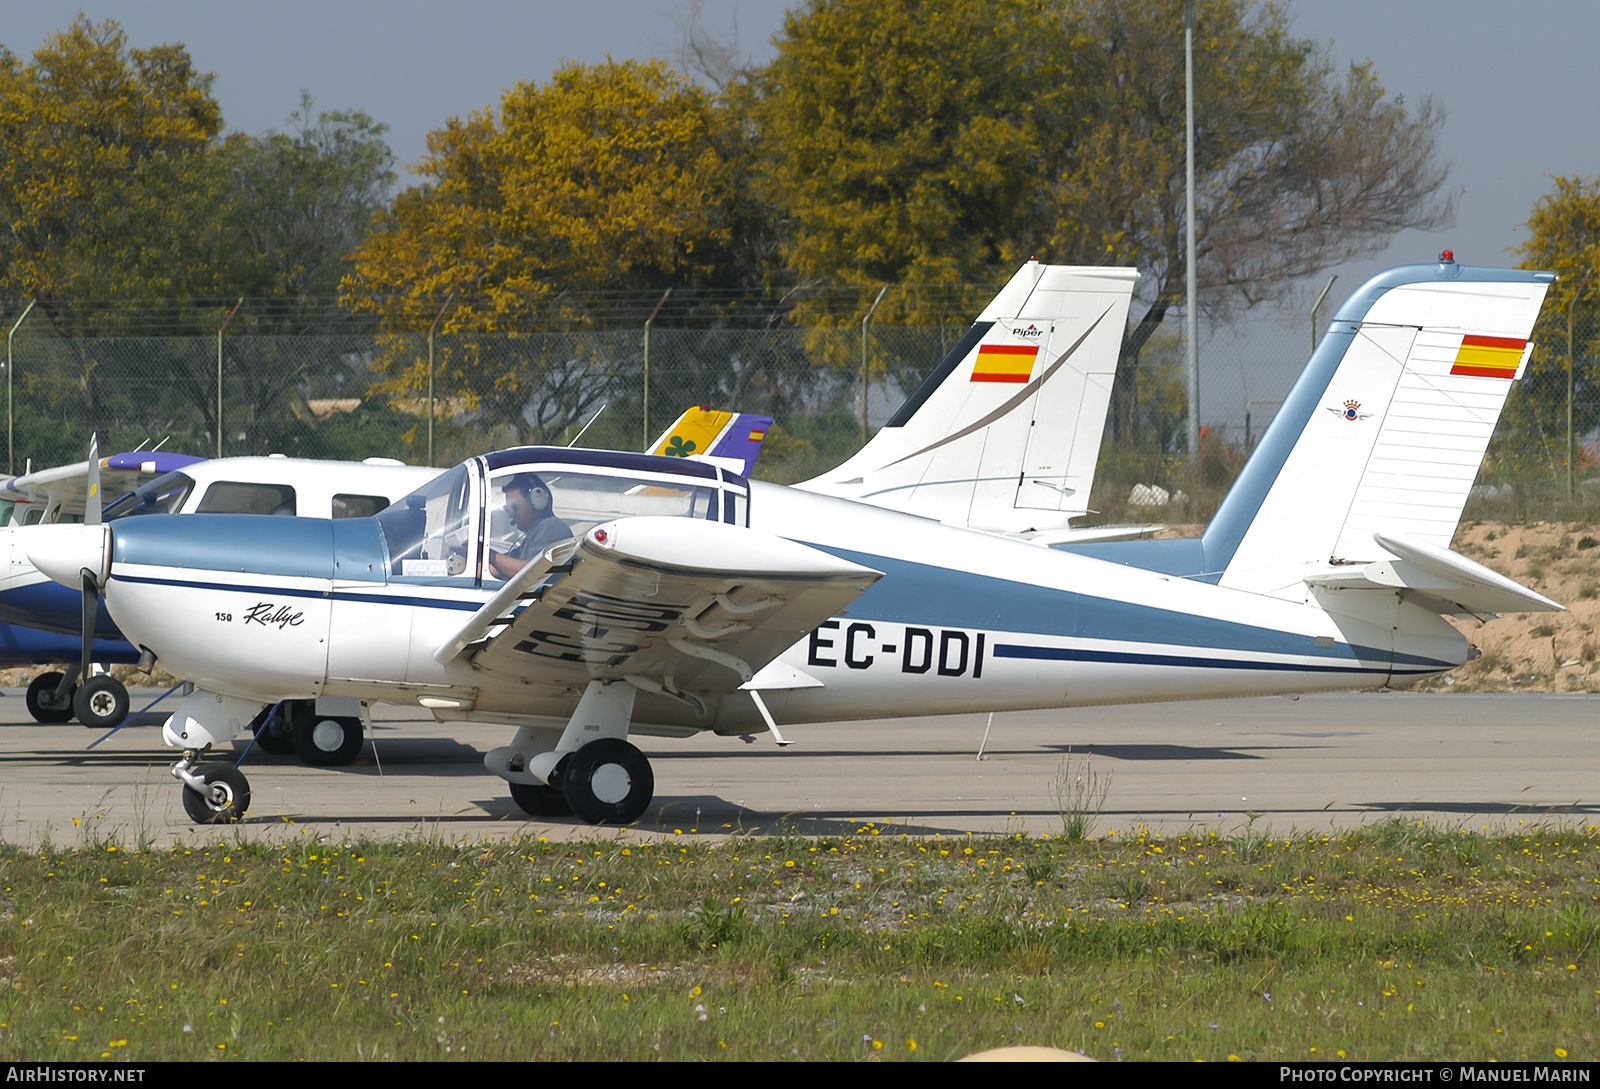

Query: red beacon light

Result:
[593,528,609,545]
[1439,249,1455,263]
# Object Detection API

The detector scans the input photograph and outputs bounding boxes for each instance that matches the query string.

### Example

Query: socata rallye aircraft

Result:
[28,256,1558,826]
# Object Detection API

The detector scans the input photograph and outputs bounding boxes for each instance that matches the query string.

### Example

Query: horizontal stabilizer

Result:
[1304,531,1563,616]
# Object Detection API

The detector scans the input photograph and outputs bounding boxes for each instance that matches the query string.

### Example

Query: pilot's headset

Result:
[504,473,552,513]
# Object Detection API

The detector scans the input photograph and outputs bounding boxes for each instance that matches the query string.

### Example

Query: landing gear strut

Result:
[489,680,657,825]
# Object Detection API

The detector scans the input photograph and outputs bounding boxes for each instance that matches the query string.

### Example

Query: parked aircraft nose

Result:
[25,524,111,588]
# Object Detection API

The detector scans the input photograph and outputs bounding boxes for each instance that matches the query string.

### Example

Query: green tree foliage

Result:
[342,59,765,447]
[754,0,1047,306]
[213,94,397,304]
[1500,176,1600,471]
[1044,0,1452,441]
[756,0,1454,445]
[344,59,752,326]
[1516,175,1600,304]
[0,16,221,307]
[0,18,397,456]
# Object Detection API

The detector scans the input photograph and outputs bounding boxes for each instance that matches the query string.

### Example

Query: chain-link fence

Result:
[4,308,1596,520]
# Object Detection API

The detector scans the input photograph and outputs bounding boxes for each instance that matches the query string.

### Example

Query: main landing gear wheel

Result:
[179,763,251,825]
[291,715,364,766]
[509,780,573,818]
[25,673,75,724]
[253,710,295,756]
[73,675,129,729]
[562,738,653,825]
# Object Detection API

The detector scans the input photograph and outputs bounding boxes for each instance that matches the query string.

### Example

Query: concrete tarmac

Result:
[0,687,1594,847]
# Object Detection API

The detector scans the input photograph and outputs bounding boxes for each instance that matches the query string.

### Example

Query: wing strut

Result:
[746,690,791,747]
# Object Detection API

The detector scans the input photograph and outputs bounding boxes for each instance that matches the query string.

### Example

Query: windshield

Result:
[373,465,473,577]
[102,471,195,521]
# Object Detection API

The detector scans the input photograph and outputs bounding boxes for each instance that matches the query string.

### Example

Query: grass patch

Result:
[0,823,1596,1061]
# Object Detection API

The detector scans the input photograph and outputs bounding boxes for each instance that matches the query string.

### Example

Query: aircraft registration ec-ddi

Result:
[25,256,1561,826]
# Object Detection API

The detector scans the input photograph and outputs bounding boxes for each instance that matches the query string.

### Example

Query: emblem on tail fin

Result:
[1327,400,1371,421]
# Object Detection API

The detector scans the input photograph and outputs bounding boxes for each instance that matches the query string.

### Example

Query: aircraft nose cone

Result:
[25,524,111,588]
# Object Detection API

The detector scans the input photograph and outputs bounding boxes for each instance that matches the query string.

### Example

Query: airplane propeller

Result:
[67,434,130,728]
[78,433,102,681]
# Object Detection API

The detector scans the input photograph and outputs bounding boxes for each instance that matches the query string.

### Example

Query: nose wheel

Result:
[177,761,251,825]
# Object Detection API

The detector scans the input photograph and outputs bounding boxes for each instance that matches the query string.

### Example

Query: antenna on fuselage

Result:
[566,403,608,447]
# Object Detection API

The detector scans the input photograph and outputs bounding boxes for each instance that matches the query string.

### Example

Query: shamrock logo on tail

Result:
[665,436,697,457]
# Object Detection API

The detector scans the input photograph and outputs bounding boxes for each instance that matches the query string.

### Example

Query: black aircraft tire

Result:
[509,780,574,818]
[180,763,251,825]
[562,739,653,825]
[253,709,296,756]
[291,715,364,766]
[73,675,129,729]
[25,673,74,724]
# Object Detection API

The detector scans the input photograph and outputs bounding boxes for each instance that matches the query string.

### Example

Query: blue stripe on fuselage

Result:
[993,643,1429,676]
[112,572,482,612]
[805,543,1454,670]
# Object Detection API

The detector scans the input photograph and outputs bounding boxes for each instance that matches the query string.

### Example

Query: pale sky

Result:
[6,1,1597,421]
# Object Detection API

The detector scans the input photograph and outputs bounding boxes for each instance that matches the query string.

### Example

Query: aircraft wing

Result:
[0,451,204,509]
[434,517,881,700]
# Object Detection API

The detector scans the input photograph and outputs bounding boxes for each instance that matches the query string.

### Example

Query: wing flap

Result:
[440,517,881,694]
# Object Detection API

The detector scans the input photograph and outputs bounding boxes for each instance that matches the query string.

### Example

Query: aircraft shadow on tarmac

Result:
[1359,800,1600,817]
[1041,743,1280,761]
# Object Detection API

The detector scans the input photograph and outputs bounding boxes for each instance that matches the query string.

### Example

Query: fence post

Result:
[1568,276,1590,501]
[6,299,36,476]
[642,289,672,449]
[427,294,456,467]
[860,285,889,446]
[216,298,243,458]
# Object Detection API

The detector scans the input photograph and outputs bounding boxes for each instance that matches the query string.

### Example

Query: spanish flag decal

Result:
[970,343,1039,383]
[1450,335,1526,379]
[748,428,765,442]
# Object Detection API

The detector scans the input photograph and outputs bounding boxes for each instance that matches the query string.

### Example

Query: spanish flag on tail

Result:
[1450,335,1527,379]
[970,343,1040,384]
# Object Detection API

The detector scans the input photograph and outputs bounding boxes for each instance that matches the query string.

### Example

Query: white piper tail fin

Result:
[1201,258,1555,599]
[796,262,1138,536]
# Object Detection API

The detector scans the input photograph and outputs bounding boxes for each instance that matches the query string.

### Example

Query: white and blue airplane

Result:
[28,257,1558,827]
[0,406,777,738]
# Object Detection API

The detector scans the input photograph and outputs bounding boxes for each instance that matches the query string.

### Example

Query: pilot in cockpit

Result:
[487,472,573,579]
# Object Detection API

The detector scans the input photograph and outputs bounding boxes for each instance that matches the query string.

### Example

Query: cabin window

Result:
[333,493,390,519]
[483,467,723,553]
[195,481,296,516]
[102,471,194,521]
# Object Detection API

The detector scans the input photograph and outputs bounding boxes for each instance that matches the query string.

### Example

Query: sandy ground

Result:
[1426,520,1600,693]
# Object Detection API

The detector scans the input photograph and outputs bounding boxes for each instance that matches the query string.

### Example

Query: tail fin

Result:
[648,407,773,476]
[1204,259,1555,597]
[796,262,1138,535]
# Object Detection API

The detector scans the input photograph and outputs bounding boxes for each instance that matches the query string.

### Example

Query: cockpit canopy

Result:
[374,448,752,585]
